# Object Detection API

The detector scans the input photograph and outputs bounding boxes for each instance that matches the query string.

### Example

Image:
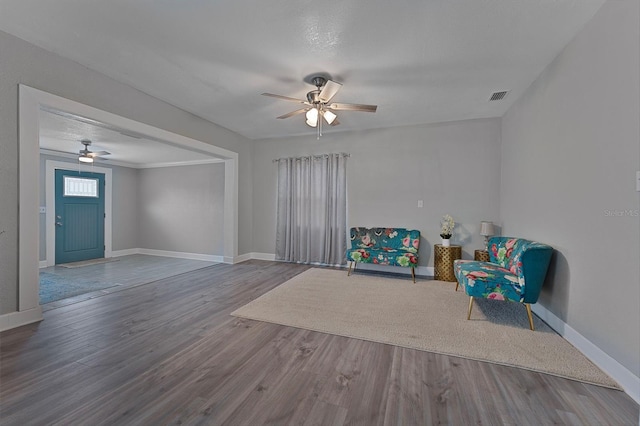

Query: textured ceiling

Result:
[0,0,605,140]
[39,109,221,168]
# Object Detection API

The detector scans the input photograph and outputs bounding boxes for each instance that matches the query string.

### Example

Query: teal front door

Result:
[55,170,105,264]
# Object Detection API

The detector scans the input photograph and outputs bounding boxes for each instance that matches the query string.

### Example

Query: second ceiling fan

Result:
[78,139,110,163]
[262,76,377,137]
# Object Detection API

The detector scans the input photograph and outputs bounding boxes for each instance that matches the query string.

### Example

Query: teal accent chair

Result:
[453,237,553,330]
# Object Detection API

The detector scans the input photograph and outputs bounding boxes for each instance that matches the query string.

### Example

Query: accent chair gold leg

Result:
[411,267,416,283]
[347,261,353,276]
[525,303,535,331]
[467,296,474,320]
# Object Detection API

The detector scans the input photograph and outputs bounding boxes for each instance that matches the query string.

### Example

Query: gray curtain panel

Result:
[275,153,347,265]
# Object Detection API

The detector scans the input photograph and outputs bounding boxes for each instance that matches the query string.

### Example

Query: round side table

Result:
[474,250,490,262]
[434,244,462,282]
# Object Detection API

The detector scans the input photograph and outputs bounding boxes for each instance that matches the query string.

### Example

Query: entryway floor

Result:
[39,254,219,311]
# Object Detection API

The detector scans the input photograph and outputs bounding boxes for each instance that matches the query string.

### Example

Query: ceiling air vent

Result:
[489,91,509,101]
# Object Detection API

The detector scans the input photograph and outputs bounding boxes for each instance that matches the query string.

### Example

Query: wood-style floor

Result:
[1,260,638,425]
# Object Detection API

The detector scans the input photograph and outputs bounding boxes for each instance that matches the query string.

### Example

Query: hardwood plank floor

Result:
[1,260,637,425]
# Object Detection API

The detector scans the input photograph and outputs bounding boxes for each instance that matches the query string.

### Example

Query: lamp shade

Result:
[78,155,94,163]
[480,221,494,237]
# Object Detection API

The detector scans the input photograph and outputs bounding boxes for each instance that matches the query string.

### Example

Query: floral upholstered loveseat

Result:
[453,236,553,330]
[346,227,420,282]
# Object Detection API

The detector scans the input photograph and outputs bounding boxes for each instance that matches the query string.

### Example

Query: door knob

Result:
[55,222,63,227]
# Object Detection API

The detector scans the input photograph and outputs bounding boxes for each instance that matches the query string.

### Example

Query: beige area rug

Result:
[59,258,120,268]
[231,268,619,389]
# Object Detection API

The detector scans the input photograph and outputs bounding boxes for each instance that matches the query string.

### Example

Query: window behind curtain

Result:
[275,153,347,265]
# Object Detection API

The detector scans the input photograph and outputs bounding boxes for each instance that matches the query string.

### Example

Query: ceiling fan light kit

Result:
[262,75,377,139]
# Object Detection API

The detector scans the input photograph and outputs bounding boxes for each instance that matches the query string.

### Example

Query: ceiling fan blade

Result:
[262,93,307,104]
[330,117,340,126]
[277,108,308,119]
[88,151,111,157]
[318,80,342,103]
[328,102,377,113]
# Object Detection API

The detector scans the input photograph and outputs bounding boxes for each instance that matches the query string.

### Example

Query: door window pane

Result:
[63,176,99,198]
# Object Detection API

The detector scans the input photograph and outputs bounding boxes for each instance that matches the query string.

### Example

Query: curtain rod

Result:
[272,153,350,163]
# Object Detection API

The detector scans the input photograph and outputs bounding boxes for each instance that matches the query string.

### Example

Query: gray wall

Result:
[500,0,639,376]
[111,166,140,251]
[0,29,252,314]
[138,163,225,255]
[252,118,502,266]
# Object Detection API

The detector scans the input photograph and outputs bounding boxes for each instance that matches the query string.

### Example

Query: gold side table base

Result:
[474,249,490,262]
[434,244,462,282]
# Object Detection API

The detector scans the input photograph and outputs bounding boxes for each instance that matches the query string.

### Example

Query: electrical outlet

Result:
[417,200,424,208]
[39,206,46,214]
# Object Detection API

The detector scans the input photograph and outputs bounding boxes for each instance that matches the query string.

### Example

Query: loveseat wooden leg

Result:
[525,303,535,331]
[467,296,474,320]
[411,267,416,283]
[347,261,355,276]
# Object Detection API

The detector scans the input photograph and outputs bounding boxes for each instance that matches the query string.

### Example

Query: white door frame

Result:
[14,84,238,328]
[45,161,113,266]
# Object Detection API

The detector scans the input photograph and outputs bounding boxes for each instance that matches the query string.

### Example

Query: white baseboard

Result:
[111,248,140,257]
[138,248,224,263]
[39,260,47,269]
[532,303,640,404]
[233,253,276,263]
[419,266,435,277]
[233,253,251,263]
[348,262,434,277]
[112,247,224,263]
[0,306,43,332]
[249,252,277,261]
[242,254,434,277]
[238,253,436,276]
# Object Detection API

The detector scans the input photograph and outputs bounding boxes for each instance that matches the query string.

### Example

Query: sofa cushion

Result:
[347,248,418,267]
[454,259,524,303]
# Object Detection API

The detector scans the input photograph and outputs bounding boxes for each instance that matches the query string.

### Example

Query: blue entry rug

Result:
[39,271,119,304]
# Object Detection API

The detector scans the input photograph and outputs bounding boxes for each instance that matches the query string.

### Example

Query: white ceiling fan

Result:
[262,76,377,138]
[78,139,110,163]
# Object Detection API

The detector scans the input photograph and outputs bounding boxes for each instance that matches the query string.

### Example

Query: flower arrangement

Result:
[440,214,455,239]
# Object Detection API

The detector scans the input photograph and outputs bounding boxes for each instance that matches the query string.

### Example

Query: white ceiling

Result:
[39,108,222,168]
[0,0,605,141]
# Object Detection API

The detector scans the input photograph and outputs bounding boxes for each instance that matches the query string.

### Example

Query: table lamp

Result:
[480,221,495,251]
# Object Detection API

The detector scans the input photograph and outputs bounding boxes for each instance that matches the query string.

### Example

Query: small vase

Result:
[442,238,450,247]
